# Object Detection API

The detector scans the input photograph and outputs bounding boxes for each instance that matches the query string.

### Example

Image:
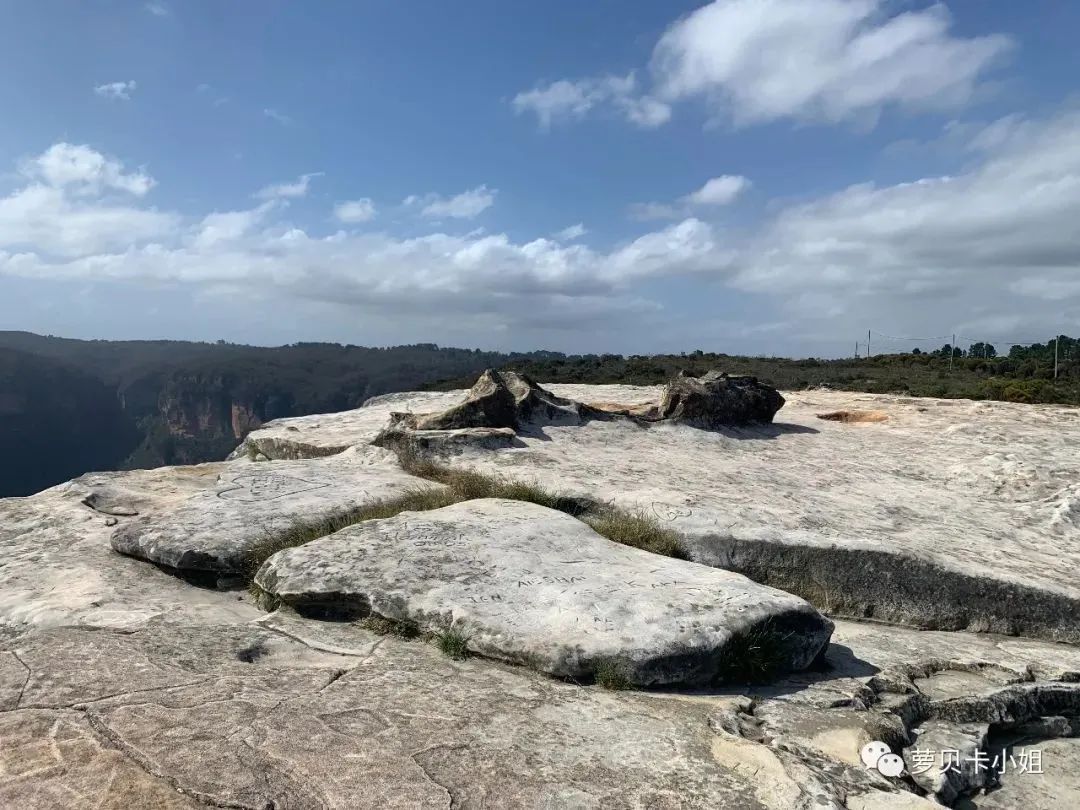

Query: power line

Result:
[870,330,952,342]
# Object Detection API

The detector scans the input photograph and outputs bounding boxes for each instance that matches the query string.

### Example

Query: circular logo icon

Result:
[877,753,905,778]
[860,741,891,769]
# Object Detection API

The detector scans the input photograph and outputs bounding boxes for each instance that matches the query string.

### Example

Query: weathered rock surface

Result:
[112,446,442,575]
[5,463,1080,808]
[255,498,834,686]
[262,386,1080,643]
[657,370,785,426]
[904,720,991,803]
[969,737,1080,808]
[227,390,467,460]
[409,369,593,431]
[7,380,1080,807]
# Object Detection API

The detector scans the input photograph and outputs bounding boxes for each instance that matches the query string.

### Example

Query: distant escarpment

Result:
[0,332,558,496]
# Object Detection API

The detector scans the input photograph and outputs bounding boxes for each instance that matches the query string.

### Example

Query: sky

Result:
[1,0,1079,357]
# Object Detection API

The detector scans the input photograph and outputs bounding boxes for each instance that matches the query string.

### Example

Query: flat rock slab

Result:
[230,390,467,460]
[255,498,833,686]
[278,386,1080,643]
[112,447,441,575]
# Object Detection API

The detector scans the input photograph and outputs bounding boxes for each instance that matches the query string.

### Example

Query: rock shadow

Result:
[694,422,820,440]
[648,642,880,699]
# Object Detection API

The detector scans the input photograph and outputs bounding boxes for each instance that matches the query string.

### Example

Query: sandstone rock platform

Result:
[255,498,834,686]
[111,446,443,576]
[241,382,1080,643]
[5,460,1080,807]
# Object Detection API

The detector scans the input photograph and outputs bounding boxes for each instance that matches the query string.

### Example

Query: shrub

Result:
[592,658,634,690]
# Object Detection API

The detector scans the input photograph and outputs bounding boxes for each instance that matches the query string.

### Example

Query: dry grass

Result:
[245,451,685,593]
[815,409,889,423]
[243,485,457,584]
[583,509,685,559]
[360,615,422,640]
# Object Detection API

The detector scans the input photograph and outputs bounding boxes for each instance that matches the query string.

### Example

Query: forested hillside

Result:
[427,337,1080,405]
[0,333,552,496]
[0,348,139,496]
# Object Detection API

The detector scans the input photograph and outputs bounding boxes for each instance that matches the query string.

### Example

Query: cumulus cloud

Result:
[516,1,1010,130]
[513,73,670,129]
[555,223,587,241]
[0,145,717,330]
[411,185,497,219]
[25,143,155,197]
[255,173,321,200]
[145,1,169,16]
[334,198,377,223]
[683,175,750,206]
[727,108,1080,340]
[7,111,1080,350]
[631,174,750,220]
[94,81,137,101]
[2,145,172,257]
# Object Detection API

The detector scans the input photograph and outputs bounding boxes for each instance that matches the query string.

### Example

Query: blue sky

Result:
[2,1,1079,356]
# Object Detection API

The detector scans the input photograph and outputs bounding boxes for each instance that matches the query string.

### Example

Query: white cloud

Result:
[94,81,137,101]
[255,173,321,200]
[416,185,497,219]
[627,202,682,222]
[631,174,750,220]
[145,1,169,16]
[726,108,1080,340]
[516,1,1010,131]
[513,73,670,129]
[26,143,155,197]
[8,110,1080,350]
[0,144,718,329]
[0,146,169,258]
[263,108,293,126]
[334,199,377,223]
[191,203,275,250]
[0,186,175,259]
[555,223,587,241]
[683,175,750,206]
[652,0,1011,127]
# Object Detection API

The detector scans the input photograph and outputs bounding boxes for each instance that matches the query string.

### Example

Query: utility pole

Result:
[1055,335,1060,380]
[855,341,859,359]
[867,330,871,359]
[950,333,955,370]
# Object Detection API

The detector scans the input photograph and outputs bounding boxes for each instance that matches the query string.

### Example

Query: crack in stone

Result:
[83,709,258,810]
[252,617,385,661]
[9,649,31,710]
[409,744,462,810]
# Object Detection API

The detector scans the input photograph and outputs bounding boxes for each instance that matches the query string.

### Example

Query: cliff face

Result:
[0,332,558,496]
[0,348,140,496]
[123,376,295,468]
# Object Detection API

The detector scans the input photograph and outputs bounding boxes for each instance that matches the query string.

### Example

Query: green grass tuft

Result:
[433,627,471,660]
[592,658,634,690]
